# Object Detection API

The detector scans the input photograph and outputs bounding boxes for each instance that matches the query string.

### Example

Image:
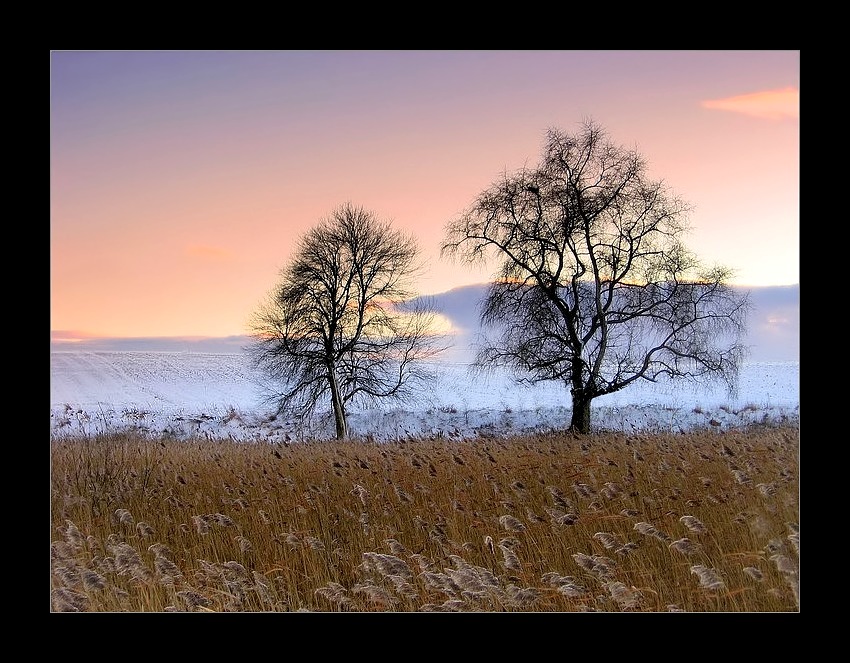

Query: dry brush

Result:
[50,424,799,612]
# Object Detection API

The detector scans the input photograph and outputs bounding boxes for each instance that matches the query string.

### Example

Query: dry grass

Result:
[50,423,799,612]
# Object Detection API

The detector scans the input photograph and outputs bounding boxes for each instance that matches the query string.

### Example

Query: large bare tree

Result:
[250,203,445,439]
[442,119,750,434]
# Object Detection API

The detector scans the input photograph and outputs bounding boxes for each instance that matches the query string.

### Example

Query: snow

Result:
[50,351,800,442]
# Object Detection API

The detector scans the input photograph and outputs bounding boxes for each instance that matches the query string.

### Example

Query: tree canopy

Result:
[250,203,445,439]
[442,119,750,433]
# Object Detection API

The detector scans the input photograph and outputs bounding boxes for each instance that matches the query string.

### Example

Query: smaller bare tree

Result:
[249,203,445,439]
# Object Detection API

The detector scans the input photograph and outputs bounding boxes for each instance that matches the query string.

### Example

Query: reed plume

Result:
[606,581,641,610]
[593,532,620,550]
[136,521,154,536]
[690,565,725,590]
[192,514,210,535]
[114,508,134,525]
[669,537,702,555]
[176,588,213,611]
[679,515,707,533]
[315,582,351,607]
[52,588,89,612]
[499,544,521,571]
[499,514,526,532]
[62,520,85,548]
[362,552,414,580]
[352,582,397,609]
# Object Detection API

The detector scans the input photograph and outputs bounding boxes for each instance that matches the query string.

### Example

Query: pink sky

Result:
[51,50,799,339]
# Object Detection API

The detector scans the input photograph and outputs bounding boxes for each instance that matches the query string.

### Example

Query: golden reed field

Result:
[50,424,799,612]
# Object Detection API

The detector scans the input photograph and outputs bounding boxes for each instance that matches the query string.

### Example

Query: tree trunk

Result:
[569,393,592,434]
[327,366,348,439]
[569,357,593,434]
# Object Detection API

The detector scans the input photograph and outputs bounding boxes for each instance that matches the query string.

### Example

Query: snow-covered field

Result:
[49,351,800,442]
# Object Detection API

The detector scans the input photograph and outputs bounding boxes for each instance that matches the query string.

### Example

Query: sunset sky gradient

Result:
[51,50,799,339]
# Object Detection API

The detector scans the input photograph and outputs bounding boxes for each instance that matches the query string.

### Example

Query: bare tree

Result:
[249,203,445,439]
[442,119,750,434]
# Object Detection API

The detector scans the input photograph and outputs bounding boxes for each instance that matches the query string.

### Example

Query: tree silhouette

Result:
[442,119,750,434]
[250,203,445,439]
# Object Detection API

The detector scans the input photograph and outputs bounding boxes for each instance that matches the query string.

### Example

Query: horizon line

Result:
[51,282,798,342]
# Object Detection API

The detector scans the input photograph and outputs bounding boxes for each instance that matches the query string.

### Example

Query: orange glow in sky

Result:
[701,87,799,120]
[51,50,799,338]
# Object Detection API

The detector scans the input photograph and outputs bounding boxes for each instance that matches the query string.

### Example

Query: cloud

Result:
[185,245,233,261]
[51,330,99,342]
[50,285,799,362]
[50,334,253,352]
[701,87,799,120]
